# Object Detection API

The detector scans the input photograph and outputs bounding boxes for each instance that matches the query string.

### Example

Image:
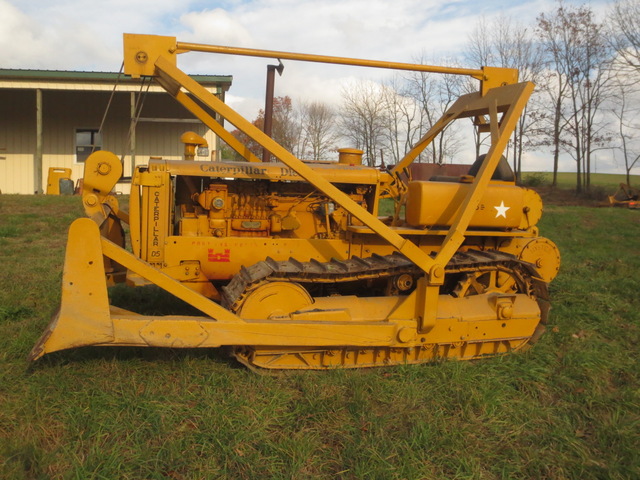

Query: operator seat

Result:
[468,154,515,182]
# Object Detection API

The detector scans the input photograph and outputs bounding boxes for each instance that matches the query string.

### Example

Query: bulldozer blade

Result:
[28,218,115,361]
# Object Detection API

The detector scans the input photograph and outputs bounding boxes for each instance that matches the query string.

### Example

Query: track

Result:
[222,250,550,371]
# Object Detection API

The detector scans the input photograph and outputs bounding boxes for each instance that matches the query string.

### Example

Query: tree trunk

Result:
[552,96,561,188]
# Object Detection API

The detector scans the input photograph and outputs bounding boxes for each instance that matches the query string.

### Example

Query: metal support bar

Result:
[137,117,202,123]
[153,56,438,275]
[390,82,534,270]
[34,89,43,194]
[176,41,486,80]
[100,232,242,323]
[263,61,284,162]
[129,92,136,177]
[390,93,474,176]
[263,65,276,162]
[434,82,535,267]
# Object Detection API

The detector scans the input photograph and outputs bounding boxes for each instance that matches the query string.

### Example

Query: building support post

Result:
[130,92,136,177]
[34,89,43,194]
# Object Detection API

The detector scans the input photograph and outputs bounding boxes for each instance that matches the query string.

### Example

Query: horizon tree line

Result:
[225,0,640,192]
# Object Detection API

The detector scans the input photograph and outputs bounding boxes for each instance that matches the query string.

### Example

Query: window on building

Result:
[75,129,102,162]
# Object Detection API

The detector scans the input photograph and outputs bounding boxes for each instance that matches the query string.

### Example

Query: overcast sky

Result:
[2,0,621,173]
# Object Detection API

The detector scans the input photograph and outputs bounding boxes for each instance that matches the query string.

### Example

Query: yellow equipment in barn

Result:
[29,34,560,370]
[46,167,74,195]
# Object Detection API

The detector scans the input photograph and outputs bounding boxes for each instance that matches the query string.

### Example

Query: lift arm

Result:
[120,33,529,279]
[124,34,517,95]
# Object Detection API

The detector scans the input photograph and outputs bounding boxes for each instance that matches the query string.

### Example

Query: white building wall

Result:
[0,90,36,193]
[0,87,220,194]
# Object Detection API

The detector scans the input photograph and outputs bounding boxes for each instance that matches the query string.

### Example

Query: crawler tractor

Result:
[29,34,560,370]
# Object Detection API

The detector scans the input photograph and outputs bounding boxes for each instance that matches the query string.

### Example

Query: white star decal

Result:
[494,201,510,218]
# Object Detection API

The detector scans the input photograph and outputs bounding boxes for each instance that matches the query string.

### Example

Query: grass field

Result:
[1,193,639,479]
[522,172,640,193]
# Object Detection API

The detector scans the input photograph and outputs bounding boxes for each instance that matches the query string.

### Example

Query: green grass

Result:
[1,194,639,479]
[523,171,640,192]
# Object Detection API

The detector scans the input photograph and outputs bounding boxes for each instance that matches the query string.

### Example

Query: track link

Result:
[222,250,541,311]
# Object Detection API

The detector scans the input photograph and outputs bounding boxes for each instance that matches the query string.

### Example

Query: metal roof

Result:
[0,69,232,86]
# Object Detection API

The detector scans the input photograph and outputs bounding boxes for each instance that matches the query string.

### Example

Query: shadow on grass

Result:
[108,284,205,317]
[29,345,243,370]
[29,282,246,370]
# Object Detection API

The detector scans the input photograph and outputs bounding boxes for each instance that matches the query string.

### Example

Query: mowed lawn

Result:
[523,171,640,192]
[0,190,638,479]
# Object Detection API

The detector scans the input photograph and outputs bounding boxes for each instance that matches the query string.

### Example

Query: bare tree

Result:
[270,96,302,158]
[608,0,640,75]
[534,29,572,187]
[610,76,640,185]
[299,101,338,161]
[466,15,545,182]
[339,81,389,167]
[230,96,302,161]
[380,77,423,166]
[607,0,640,184]
[404,55,465,164]
[537,2,613,193]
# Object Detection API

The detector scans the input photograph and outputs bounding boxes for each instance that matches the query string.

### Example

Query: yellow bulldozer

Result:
[29,34,560,370]
[603,183,640,209]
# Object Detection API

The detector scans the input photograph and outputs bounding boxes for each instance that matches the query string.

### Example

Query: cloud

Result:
[0,0,197,70]
[173,0,485,117]
[0,0,623,172]
[0,1,55,67]
[179,8,253,45]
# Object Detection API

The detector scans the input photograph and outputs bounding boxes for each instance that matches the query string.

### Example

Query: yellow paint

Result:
[406,181,543,230]
[45,167,72,195]
[28,34,561,370]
